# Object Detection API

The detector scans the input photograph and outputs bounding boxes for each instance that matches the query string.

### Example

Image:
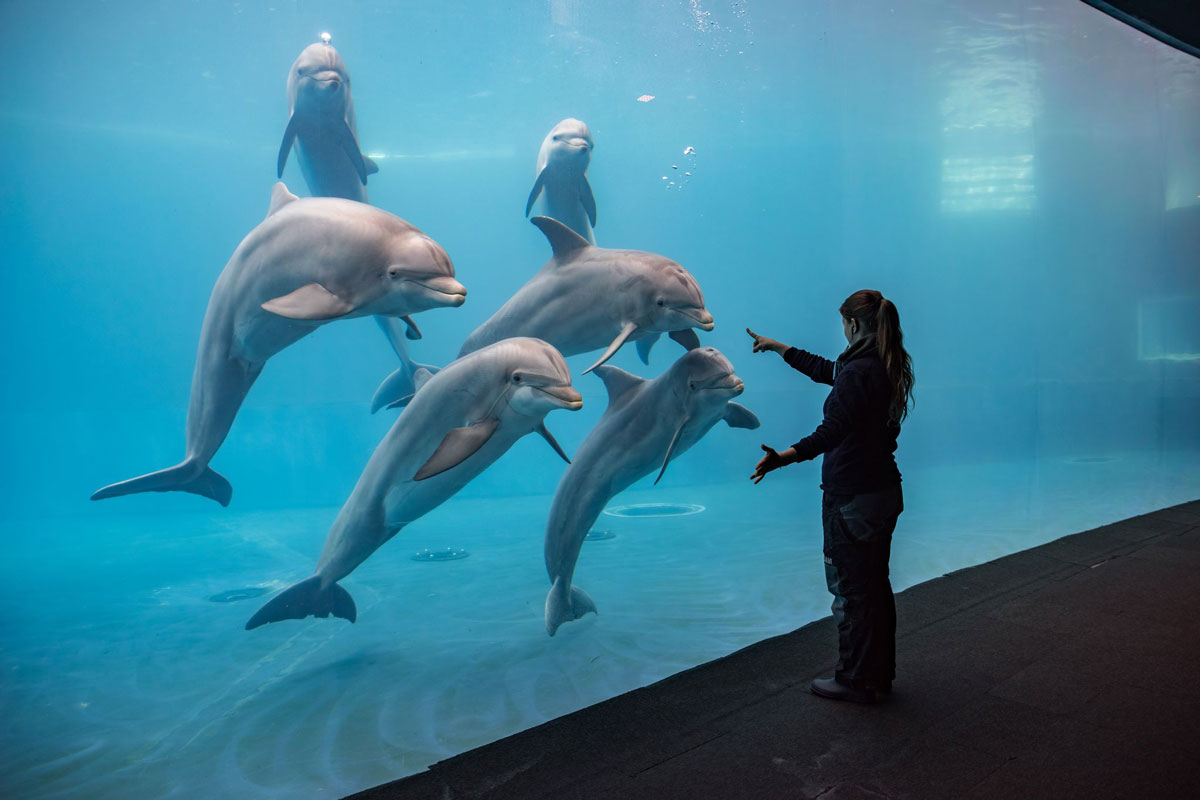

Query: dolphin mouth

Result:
[534,385,584,410]
[408,276,467,303]
[701,376,744,394]
[678,308,715,331]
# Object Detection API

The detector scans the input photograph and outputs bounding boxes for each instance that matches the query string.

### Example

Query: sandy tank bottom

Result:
[2,451,1197,799]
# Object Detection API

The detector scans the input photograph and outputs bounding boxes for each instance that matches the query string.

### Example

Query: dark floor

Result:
[349,500,1200,800]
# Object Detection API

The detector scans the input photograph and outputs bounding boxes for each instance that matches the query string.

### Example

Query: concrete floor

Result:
[349,499,1200,800]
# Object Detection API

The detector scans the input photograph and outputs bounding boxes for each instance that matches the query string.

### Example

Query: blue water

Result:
[2,1,1199,797]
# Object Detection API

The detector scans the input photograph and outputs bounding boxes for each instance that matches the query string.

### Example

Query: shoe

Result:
[810,677,876,704]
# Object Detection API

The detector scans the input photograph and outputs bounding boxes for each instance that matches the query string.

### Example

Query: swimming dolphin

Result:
[525,118,596,244]
[245,338,583,629]
[458,216,713,374]
[90,183,466,506]
[277,38,377,202]
[542,347,759,636]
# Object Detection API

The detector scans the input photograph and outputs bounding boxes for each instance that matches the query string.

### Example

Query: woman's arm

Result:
[746,328,834,385]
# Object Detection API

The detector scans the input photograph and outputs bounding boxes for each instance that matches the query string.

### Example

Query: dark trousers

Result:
[822,484,903,688]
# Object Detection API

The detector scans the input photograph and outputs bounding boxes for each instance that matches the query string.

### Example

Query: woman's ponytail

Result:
[839,290,914,425]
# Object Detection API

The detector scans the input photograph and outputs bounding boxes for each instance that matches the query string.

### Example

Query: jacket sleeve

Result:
[791,365,869,461]
[783,347,835,386]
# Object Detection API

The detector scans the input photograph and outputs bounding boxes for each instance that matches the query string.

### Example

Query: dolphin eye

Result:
[512,374,522,383]
[656,299,665,306]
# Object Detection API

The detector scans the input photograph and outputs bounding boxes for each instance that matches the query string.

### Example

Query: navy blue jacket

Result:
[784,337,901,496]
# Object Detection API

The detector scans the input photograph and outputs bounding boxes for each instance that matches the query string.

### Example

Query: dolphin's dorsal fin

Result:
[267,182,299,217]
[531,216,591,260]
[593,365,645,406]
[723,402,760,430]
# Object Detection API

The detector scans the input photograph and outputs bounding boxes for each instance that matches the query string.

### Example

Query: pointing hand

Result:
[746,328,786,355]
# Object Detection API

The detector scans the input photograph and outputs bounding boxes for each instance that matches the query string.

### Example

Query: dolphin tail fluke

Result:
[90,462,232,506]
[245,575,356,630]
[545,577,597,636]
[370,326,441,413]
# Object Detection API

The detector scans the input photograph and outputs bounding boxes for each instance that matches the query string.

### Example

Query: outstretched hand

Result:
[751,443,794,484]
[746,328,787,355]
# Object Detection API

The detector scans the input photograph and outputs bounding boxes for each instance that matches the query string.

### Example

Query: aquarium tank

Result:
[2,0,1198,797]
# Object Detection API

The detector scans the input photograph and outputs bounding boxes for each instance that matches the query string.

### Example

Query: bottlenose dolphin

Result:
[525,118,596,244]
[277,37,377,202]
[245,338,583,629]
[90,183,467,506]
[542,347,759,636]
[459,216,713,374]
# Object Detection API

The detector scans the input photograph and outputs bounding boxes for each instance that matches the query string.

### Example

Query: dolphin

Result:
[458,216,713,375]
[277,37,377,203]
[525,118,597,244]
[90,183,467,506]
[542,347,759,636]
[245,338,583,629]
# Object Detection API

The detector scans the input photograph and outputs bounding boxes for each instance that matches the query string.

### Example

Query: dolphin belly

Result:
[295,133,369,202]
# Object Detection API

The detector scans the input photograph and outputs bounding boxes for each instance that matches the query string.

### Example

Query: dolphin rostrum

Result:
[457,215,713,374]
[542,347,759,636]
[245,338,583,629]
[277,36,377,202]
[90,183,466,506]
[525,118,597,244]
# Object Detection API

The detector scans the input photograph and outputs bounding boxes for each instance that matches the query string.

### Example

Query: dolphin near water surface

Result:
[90,183,466,507]
[245,338,582,629]
[525,118,597,244]
[542,347,759,635]
[277,38,377,202]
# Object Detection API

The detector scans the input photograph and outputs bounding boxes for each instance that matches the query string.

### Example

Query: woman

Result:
[747,289,913,704]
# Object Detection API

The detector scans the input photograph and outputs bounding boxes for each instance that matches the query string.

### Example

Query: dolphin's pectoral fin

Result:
[266,182,299,217]
[635,333,661,365]
[579,175,597,227]
[245,576,356,630]
[337,119,369,184]
[669,328,702,351]
[530,216,591,260]
[525,168,548,217]
[583,321,639,375]
[277,114,300,178]
[262,283,355,320]
[545,577,597,636]
[536,422,571,465]
[593,365,645,406]
[90,462,232,506]
[364,155,380,175]
[723,402,760,430]
[414,418,499,481]
[654,417,690,485]
[402,315,422,340]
